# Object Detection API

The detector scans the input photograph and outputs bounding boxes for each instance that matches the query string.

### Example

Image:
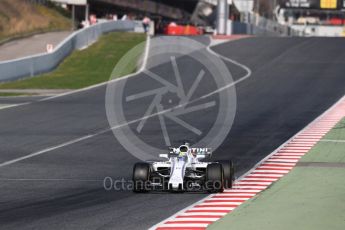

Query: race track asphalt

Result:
[0,36,345,230]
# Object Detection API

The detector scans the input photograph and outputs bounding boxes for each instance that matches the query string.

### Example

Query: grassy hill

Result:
[0,0,71,42]
[0,32,146,89]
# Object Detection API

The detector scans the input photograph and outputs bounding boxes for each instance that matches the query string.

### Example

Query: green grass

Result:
[208,117,345,230]
[301,118,345,163]
[0,32,146,89]
[208,167,345,230]
[0,0,71,43]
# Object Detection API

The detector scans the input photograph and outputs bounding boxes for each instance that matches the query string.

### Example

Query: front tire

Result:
[206,163,224,193]
[132,162,150,193]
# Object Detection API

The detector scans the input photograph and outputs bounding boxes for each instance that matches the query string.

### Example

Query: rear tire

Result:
[218,160,235,189]
[206,163,224,193]
[132,162,150,193]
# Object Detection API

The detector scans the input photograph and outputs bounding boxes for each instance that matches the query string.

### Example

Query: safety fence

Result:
[233,13,303,37]
[0,20,141,82]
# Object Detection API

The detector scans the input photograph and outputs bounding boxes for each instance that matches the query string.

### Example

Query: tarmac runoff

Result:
[153,97,345,230]
[207,100,345,230]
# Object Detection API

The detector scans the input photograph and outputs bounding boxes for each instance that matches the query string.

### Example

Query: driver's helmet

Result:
[178,145,189,157]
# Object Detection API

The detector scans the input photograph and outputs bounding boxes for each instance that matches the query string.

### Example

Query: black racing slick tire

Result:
[218,160,235,189]
[206,163,224,193]
[132,162,150,193]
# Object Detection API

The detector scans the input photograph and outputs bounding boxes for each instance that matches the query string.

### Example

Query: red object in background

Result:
[327,18,344,25]
[164,23,203,36]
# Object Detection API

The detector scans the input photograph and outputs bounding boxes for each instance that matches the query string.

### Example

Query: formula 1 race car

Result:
[132,143,235,193]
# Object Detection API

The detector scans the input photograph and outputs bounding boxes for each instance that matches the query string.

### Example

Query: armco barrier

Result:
[0,20,140,82]
[232,21,302,37]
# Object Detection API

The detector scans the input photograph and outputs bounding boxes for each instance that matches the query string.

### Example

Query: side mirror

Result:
[196,155,206,159]
[159,154,168,159]
[195,148,212,159]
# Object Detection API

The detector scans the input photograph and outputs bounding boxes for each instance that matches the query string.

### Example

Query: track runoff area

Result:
[152,96,345,229]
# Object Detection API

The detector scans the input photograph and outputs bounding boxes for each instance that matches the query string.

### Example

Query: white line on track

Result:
[275,154,306,157]
[247,173,284,178]
[279,148,311,151]
[207,198,250,201]
[168,217,220,221]
[235,181,272,185]
[222,189,262,193]
[203,39,252,99]
[232,185,268,189]
[0,36,253,169]
[0,36,151,111]
[0,133,102,167]
[151,93,345,229]
[0,102,30,110]
[197,202,243,205]
[188,207,236,211]
[149,37,253,230]
[261,162,296,166]
[177,212,227,216]
[158,223,209,228]
[240,178,278,181]
[213,194,256,197]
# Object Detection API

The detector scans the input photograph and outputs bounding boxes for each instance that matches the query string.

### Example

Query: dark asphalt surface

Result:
[0,36,345,230]
[0,96,47,104]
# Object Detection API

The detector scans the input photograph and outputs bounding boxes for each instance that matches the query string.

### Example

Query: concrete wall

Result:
[291,25,345,37]
[0,20,140,82]
[232,21,299,36]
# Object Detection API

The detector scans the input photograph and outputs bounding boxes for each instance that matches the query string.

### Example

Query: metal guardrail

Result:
[247,13,303,36]
[234,13,303,37]
[0,20,140,82]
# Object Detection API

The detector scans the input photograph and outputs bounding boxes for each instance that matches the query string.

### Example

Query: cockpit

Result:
[177,145,189,159]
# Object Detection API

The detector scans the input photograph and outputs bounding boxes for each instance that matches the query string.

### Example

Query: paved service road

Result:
[0,31,71,61]
[0,36,345,230]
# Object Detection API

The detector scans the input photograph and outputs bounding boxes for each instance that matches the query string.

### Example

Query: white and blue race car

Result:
[132,143,234,193]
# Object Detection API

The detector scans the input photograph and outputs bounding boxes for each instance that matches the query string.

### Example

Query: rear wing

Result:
[159,147,212,159]
[190,148,212,159]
